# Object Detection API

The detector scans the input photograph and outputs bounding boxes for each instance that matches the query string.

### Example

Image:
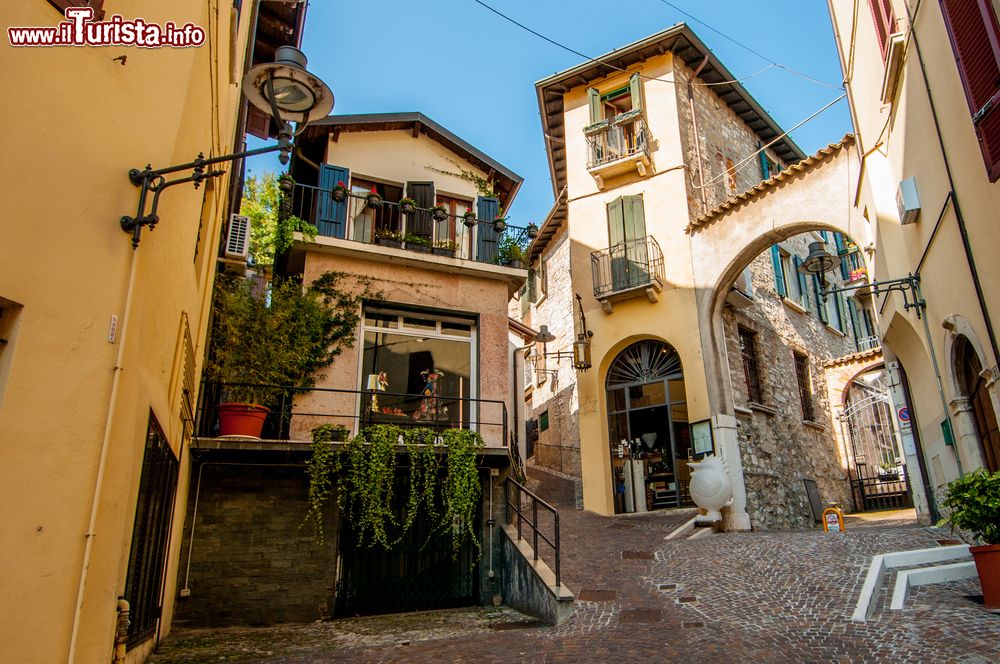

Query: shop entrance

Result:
[606,340,694,513]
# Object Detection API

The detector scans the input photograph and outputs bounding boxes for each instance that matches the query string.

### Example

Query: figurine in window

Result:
[413,369,447,420]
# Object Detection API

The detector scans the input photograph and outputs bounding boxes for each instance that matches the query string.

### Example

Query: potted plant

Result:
[331,180,349,202]
[375,228,404,249]
[941,469,1000,610]
[526,222,539,239]
[433,239,457,257]
[366,186,382,209]
[492,216,507,234]
[399,197,417,215]
[206,273,359,438]
[496,233,526,269]
[404,233,432,253]
[462,209,477,228]
[430,205,449,222]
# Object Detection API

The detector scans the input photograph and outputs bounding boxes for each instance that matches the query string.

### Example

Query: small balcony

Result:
[584,114,651,187]
[289,184,529,268]
[590,236,665,313]
[856,335,881,352]
[194,381,510,451]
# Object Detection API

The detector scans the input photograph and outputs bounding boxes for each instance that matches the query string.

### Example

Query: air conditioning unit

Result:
[225,214,251,260]
[896,177,921,225]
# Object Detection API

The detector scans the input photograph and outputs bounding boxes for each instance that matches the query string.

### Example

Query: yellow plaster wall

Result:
[326,130,485,202]
[0,2,251,662]
[829,0,1000,485]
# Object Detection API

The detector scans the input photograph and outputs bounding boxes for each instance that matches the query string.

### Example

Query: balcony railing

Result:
[585,114,650,169]
[856,334,881,352]
[196,381,509,449]
[591,236,665,299]
[288,184,529,267]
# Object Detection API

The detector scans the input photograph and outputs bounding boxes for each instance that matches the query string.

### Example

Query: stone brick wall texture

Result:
[724,234,858,529]
[521,228,582,478]
[172,465,339,628]
[673,57,787,221]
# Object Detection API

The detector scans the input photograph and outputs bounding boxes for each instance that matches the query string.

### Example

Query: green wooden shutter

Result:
[406,181,435,241]
[476,197,500,263]
[812,275,828,323]
[588,88,602,125]
[629,73,643,113]
[607,197,625,246]
[834,293,847,332]
[318,164,350,238]
[758,143,770,179]
[622,194,646,240]
[770,245,786,297]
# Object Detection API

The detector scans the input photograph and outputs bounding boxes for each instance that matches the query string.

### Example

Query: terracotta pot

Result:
[970,543,1000,610]
[217,402,269,438]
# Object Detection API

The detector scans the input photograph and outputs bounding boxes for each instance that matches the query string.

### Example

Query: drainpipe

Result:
[68,249,140,664]
[687,56,710,211]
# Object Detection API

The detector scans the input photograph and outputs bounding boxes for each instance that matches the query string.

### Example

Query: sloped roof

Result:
[824,346,883,369]
[535,23,806,199]
[526,186,567,263]
[301,112,523,209]
[687,134,856,232]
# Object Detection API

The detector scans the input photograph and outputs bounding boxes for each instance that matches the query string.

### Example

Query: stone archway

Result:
[944,314,999,471]
[684,136,869,530]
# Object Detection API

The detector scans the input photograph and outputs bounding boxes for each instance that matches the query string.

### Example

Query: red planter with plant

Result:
[217,403,270,438]
[942,468,1000,610]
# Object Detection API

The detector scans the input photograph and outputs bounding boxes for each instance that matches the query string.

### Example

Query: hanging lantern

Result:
[573,333,592,371]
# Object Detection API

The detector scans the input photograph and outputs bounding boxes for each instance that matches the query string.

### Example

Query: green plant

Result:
[440,428,484,557]
[375,228,404,242]
[341,424,401,549]
[427,159,500,199]
[940,468,1000,544]
[206,272,373,405]
[241,172,318,266]
[302,424,346,543]
[399,197,417,212]
[404,233,432,247]
[434,239,458,251]
[496,231,527,266]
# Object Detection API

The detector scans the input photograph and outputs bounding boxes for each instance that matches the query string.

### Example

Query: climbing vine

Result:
[303,424,484,558]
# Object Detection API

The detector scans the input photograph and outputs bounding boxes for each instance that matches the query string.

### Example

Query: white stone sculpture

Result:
[688,454,733,524]
[640,432,658,450]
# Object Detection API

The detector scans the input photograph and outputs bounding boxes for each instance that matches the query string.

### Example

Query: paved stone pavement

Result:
[153,467,1000,663]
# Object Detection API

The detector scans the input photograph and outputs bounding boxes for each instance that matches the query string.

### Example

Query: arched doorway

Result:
[605,340,693,513]
[840,367,913,511]
[956,337,1000,472]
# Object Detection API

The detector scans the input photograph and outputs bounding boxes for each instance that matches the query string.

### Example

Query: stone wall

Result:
[172,464,339,627]
[723,234,857,530]
[520,228,582,478]
[673,58,787,221]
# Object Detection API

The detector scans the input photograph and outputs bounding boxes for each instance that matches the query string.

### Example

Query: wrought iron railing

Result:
[585,114,650,169]
[196,381,509,448]
[591,235,665,298]
[288,183,531,267]
[504,477,561,587]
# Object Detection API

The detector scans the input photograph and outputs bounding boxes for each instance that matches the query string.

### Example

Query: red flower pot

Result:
[971,543,1000,610]
[217,403,269,438]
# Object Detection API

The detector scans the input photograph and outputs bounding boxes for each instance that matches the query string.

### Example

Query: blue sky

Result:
[248,0,852,227]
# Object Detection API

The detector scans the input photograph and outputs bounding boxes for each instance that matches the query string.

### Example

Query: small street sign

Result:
[822,506,845,533]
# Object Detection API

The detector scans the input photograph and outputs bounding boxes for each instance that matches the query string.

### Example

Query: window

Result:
[351,178,402,243]
[771,246,809,308]
[539,410,549,432]
[523,348,534,390]
[941,0,1000,180]
[829,292,847,333]
[436,194,473,258]
[867,0,896,58]
[793,352,815,421]
[738,326,764,404]
[47,1,104,20]
[361,308,476,427]
[124,414,179,646]
[758,146,778,180]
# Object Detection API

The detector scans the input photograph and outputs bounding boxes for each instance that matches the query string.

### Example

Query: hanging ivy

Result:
[303,424,484,558]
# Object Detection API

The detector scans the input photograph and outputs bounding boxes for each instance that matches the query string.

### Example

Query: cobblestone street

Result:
[152,468,1000,663]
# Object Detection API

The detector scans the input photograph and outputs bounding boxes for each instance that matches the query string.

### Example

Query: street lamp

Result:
[530,294,593,374]
[120,46,334,248]
[798,241,926,318]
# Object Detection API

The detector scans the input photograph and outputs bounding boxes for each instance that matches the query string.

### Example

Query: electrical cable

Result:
[471,0,809,90]
[654,0,845,90]
[691,93,847,189]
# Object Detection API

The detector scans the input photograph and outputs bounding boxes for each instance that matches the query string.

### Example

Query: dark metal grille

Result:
[737,327,763,404]
[335,472,480,616]
[793,352,815,421]
[124,413,179,646]
[590,236,664,299]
